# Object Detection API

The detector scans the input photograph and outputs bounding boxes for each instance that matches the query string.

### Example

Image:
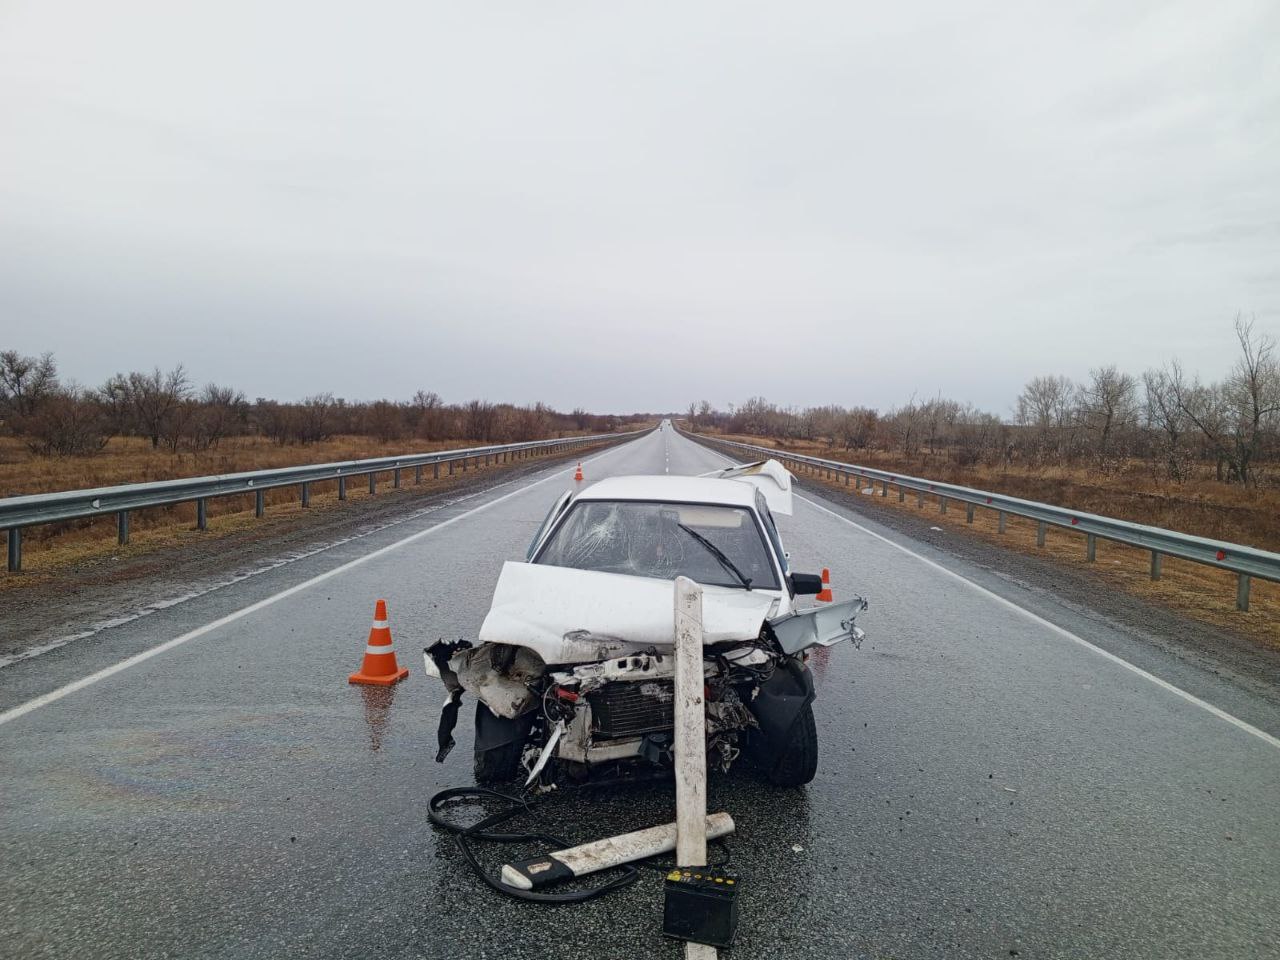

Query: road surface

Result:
[2,429,1277,959]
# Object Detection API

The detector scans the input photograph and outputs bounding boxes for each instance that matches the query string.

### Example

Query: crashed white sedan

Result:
[425,460,866,788]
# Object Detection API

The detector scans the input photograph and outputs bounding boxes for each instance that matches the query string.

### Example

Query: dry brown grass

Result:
[706,432,1279,649]
[0,432,608,578]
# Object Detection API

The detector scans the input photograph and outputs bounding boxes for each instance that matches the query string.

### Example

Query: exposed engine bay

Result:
[426,586,866,789]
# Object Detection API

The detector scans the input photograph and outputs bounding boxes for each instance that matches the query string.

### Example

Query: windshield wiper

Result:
[676,523,753,591]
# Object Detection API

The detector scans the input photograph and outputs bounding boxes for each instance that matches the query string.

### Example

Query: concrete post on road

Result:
[673,576,717,960]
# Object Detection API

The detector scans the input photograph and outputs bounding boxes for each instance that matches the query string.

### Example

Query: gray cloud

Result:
[2,0,1277,415]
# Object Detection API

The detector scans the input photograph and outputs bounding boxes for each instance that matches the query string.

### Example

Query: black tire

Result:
[766,700,818,787]
[473,702,525,785]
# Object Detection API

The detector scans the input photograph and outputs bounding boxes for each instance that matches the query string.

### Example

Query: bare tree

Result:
[1143,365,1188,480]
[122,366,192,448]
[294,393,336,444]
[1016,374,1078,461]
[1079,365,1138,461]
[889,395,923,457]
[464,399,498,441]
[191,384,248,450]
[23,386,111,456]
[365,400,404,443]
[409,390,447,440]
[0,350,59,423]
[1174,317,1280,484]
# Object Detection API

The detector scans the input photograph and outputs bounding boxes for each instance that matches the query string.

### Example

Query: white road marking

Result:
[796,493,1280,751]
[0,445,636,728]
[695,438,1280,751]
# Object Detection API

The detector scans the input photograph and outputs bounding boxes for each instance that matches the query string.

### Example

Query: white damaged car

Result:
[425,460,867,788]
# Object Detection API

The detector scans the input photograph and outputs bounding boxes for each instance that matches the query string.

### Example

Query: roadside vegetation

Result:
[0,350,646,573]
[687,317,1280,553]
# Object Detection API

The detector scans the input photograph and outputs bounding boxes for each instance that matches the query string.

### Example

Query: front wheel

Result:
[765,701,818,787]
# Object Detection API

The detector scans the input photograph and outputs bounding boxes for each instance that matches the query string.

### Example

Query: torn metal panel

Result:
[449,644,544,718]
[767,597,868,655]
[699,459,793,515]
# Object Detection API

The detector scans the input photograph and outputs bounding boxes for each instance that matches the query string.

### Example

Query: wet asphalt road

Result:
[2,429,1278,959]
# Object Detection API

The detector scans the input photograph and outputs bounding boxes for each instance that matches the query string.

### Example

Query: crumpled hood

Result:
[478,561,780,664]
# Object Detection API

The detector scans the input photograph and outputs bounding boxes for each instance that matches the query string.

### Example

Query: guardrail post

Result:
[255,490,265,518]
[998,511,1006,534]
[301,482,311,507]
[485,454,491,467]
[1086,534,1096,562]
[898,486,905,502]
[843,472,849,485]
[939,497,948,515]
[338,476,347,500]
[1237,574,1251,612]
[196,498,208,531]
[433,462,440,479]
[461,457,467,473]
[1150,551,1161,580]
[118,511,130,545]
[448,460,454,476]
[7,528,21,573]
[394,468,402,489]
[880,481,888,497]
[965,503,975,524]
[414,465,422,484]
[916,490,924,508]
[1036,521,1046,547]
[369,473,377,495]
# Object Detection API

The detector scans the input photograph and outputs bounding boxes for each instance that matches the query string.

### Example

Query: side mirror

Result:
[790,572,823,596]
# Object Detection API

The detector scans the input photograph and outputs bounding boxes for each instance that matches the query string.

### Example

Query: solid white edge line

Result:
[697,437,1280,752]
[0,442,637,728]
[795,493,1280,751]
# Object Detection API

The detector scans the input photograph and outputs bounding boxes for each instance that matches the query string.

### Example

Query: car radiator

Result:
[587,680,675,740]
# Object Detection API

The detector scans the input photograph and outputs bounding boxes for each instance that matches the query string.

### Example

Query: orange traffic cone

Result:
[349,599,409,685]
[574,462,584,481]
[816,568,833,603]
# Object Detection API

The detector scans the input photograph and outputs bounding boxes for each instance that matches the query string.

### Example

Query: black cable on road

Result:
[427,784,732,905]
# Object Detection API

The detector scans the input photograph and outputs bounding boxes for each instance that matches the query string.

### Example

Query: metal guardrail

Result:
[1,431,643,573]
[690,432,1279,612]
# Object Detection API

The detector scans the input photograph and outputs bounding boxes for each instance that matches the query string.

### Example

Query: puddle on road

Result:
[359,685,398,751]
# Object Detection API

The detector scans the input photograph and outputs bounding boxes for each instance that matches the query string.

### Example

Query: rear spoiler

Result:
[699,459,793,516]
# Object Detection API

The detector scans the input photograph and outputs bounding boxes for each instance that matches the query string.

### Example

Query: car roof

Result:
[573,474,760,509]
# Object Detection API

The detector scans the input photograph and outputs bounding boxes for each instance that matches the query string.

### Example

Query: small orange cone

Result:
[816,568,833,603]
[349,599,409,686]
[574,462,584,481]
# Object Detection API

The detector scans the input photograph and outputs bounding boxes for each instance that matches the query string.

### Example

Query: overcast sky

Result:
[2,1,1277,416]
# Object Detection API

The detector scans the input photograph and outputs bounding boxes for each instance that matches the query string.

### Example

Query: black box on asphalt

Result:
[662,868,739,948]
